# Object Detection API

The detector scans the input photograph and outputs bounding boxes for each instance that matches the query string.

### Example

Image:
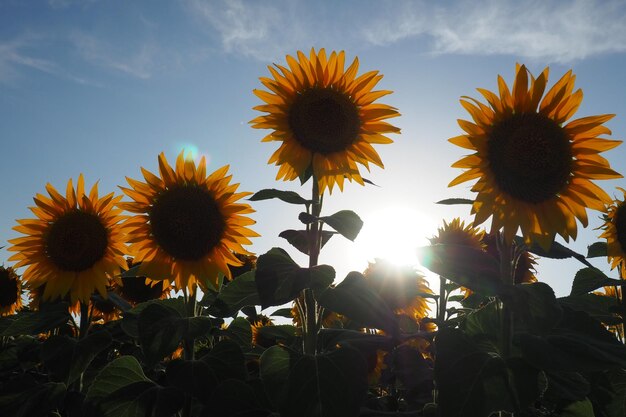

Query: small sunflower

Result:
[482,233,537,285]
[429,218,485,250]
[8,175,127,304]
[449,64,622,248]
[251,48,400,193]
[119,152,259,292]
[0,266,23,316]
[600,188,626,272]
[116,259,171,305]
[363,259,433,322]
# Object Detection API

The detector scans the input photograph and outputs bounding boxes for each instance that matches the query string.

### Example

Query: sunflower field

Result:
[2,48,626,417]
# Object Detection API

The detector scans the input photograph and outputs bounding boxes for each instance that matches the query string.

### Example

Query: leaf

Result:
[320,210,364,241]
[271,308,294,319]
[224,317,252,350]
[203,379,264,417]
[506,282,562,333]
[435,328,514,417]
[208,271,261,317]
[200,339,247,382]
[558,399,595,417]
[317,272,398,335]
[255,325,297,347]
[165,359,218,404]
[605,369,626,417]
[260,345,292,408]
[436,198,474,205]
[0,381,66,417]
[558,294,621,324]
[587,241,608,258]
[1,302,71,336]
[86,356,151,402]
[417,244,503,296]
[570,267,624,296]
[99,382,184,417]
[515,237,593,268]
[249,188,310,205]
[281,347,368,417]
[279,229,335,255]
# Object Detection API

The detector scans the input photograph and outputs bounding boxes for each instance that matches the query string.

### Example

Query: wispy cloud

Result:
[0,34,90,85]
[69,32,157,79]
[363,0,626,62]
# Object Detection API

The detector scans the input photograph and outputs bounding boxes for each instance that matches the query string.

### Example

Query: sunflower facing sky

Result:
[119,152,259,292]
[449,64,622,248]
[250,48,400,193]
[8,175,127,304]
[600,187,626,273]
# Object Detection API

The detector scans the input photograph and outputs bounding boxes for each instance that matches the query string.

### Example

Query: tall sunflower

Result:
[449,64,622,248]
[119,152,259,292]
[8,175,127,304]
[429,218,485,250]
[0,266,23,316]
[250,48,400,193]
[599,188,626,272]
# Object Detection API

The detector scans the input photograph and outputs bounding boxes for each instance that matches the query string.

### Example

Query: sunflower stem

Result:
[497,233,514,360]
[303,177,323,355]
[438,276,447,325]
[79,300,90,340]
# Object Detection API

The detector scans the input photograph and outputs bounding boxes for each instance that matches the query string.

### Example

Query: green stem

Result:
[438,276,447,326]
[182,284,197,417]
[79,301,90,340]
[497,233,513,359]
[303,177,323,355]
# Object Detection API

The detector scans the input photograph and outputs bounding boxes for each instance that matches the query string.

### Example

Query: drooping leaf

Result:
[317,271,398,335]
[260,345,292,409]
[1,302,71,336]
[249,188,310,205]
[515,237,593,268]
[200,339,247,382]
[281,347,368,417]
[436,198,474,205]
[570,267,624,296]
[587,242,608,259]
[417,244,503,296]
[271,308,294,319]
[208,271,261,317]
[320,210,364,241]
[279,229,336,255]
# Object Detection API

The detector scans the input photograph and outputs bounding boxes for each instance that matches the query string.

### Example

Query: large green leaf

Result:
[208,271,261,317]
[515,237,592,268]
[281,347,368,417]
[249,188,310,205]
[224,317,252,350]
[587,242,608,259]
[558,294,621,325]
[260,345,292,409]
[506,282,562,333]
[558,399,595,417]
[200,339,247,382]
[317,272,398,335]
[165,359,218,404]
[279,229,335,255]
[320,210,363,241]
[1,302,71,336]
[86,356,151,402]
[570,267,624,296]
[417,244,503,296]
[255,247,335,308]
[435,328,514,417]
[0,381,66,417]
[436,198,474,205]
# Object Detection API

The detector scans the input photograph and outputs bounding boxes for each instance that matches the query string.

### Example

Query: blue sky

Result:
[2,0,626,297]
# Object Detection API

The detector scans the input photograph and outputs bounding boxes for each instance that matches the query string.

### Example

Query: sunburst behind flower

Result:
[251,48,400,193]
[119,152,259,292]
[449,64,622,248]
[8,175,127,304]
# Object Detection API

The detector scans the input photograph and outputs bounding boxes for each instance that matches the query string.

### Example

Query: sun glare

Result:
[355,206,435,267]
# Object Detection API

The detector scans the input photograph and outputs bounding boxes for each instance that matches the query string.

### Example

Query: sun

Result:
[355,206,435,267]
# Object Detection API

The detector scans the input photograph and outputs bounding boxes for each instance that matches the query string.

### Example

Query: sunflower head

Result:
[449,64,622,249]
[119,152,259,292]
[481,233,537,285]
[0,266,23,316]
[91,290,122,323]
[600,188,626,272]
[251,48,400,194]
[116,259,171,305]
[363,259,433,321]
[8,175,127,304]
[429,218,485,250]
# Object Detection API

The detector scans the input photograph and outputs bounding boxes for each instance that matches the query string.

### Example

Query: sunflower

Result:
[600,188,626,272]
[0,266,23,316]
[250,48,400,193]
[116,259,171,305]
[119,152,259,292]
[449,64,622,249]
[8,175,127,304]
[481,233,537,285]
[363,259,433,322]
[429,218,485,250]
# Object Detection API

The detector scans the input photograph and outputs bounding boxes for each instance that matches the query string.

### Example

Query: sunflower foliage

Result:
[1,52,626,417]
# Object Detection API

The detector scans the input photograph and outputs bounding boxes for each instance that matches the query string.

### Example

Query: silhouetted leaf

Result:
[1,302,71,336]
[506,282,562,333]
[436,198,473,205]
[208,271,261,317]
[279,229,336,255]
[249,189,309,205]
[166,359,217,404]
[282,347,368,417]
[200,339,247,382]
[558,294,621,324]
[260,345,292,408]
[587,241,608,258]
[570,267,624,296]
[320,210,364,241]
[515,237,592,268]
[224,317,252,350]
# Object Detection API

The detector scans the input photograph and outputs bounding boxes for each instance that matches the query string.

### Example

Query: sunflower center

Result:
[614,204,626,254]
[46,211,109,272]
[288,87,361,154]
[487,113,572,203]
[0,270,19,307]
[149,186,225,261]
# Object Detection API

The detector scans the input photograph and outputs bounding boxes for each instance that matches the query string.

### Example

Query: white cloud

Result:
[363,0,626,62]
[70,32,156,79]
